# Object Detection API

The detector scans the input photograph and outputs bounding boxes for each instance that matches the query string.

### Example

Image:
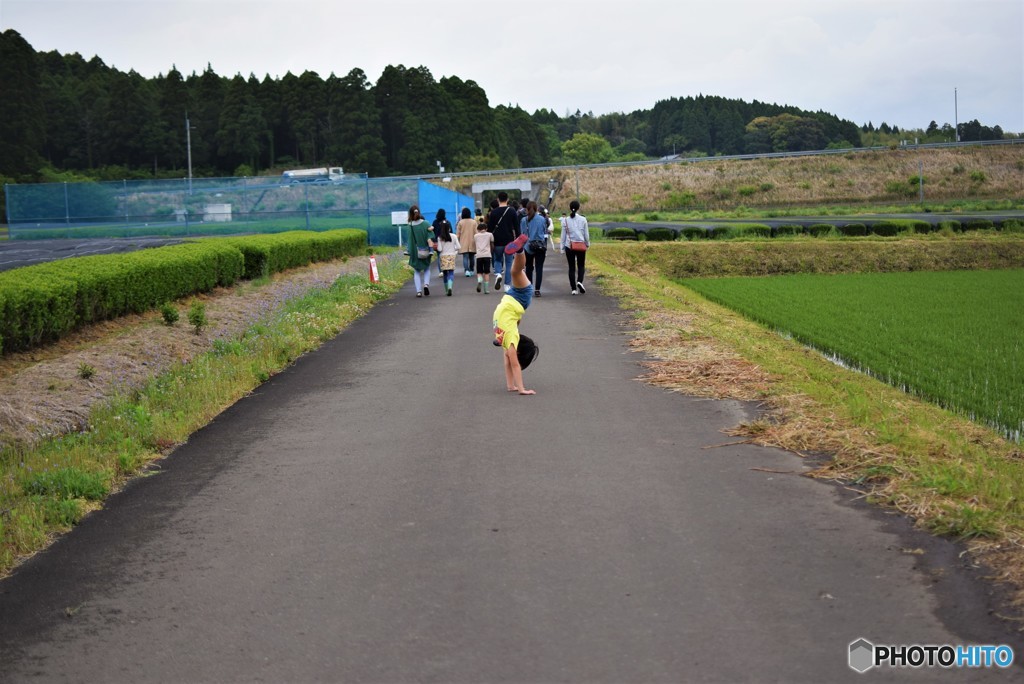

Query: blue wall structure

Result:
[417,181,475,223]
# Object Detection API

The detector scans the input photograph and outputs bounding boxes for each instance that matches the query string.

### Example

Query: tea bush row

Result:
[0,229,367,354]
[215,229,366,279]
[623,218,1024,242]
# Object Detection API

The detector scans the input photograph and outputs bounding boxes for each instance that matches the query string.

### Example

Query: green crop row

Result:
[0,229,367,354]
[214,229,366,279]
[680,270,1024,441]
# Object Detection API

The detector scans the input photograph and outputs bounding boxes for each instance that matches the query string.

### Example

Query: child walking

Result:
[435,219,460,295]
[492,233,537,395]
[474,223,494,294]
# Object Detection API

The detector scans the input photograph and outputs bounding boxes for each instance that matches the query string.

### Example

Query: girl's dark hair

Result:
[526,201,537,221]
[569,200,581,219]
[517,335,539,370]
[435,217,453,242]
[461,207,471,219]
[408,204,421,222]
[435,208,446,221]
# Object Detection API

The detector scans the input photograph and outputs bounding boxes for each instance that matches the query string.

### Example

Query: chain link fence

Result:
[3,174,475,247]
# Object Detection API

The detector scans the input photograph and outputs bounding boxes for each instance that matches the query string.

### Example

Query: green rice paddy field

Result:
[682,269,1024,441]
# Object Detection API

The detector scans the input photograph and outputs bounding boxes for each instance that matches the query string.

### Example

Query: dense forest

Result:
[0,28,1011,188]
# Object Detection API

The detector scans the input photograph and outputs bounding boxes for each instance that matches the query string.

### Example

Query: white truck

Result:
[281,166,344,184]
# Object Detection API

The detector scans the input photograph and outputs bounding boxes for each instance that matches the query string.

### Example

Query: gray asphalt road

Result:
[0,237,186,272]
[0,264,1020,682]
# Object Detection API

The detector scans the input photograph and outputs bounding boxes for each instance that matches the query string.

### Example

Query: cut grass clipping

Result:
[589,251,1024,604]
[0,258,407,576]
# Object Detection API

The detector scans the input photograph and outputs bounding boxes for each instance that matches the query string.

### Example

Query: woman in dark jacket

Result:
[520,201,549,296]
[407,205,435,297]
[432,209,452,276]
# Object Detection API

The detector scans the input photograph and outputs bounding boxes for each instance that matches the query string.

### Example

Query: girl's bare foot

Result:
[518,389,536,395]
[507,386,519,392]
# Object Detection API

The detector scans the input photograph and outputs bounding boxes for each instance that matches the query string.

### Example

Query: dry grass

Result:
[449,145,1024,214]
[591,250,1024,615]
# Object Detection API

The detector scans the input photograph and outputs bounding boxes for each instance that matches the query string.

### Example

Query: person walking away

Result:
[541,206,555,252]
[520,201,548,297]
[435,218,460,296]
[492,232,536,395]
[456,207,477,277]
[487,191,520,291]
[406,205,434,297]
[561,199,590,295]
[432,209,451,276]
[474,222,494,293]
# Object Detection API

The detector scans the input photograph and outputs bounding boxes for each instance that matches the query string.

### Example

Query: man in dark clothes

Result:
[487,191,521,290]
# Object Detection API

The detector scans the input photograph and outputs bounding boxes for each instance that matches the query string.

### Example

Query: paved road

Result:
[0,264,1020,682]
[0,237,186,272]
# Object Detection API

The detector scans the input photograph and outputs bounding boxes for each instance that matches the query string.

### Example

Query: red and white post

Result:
[368,254,380,283]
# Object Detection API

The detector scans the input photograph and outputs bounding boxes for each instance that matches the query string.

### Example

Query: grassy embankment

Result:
[590,235,1024,602]
[448,144,1024,218]
[0,256,408,576]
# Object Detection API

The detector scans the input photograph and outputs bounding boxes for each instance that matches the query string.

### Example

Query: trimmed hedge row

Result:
[0,242,244,353]
[593,238,1024,279]
[0,229,367,354]
[643,218,1017,241]
[644,227,678,241]
[606,227,639,240]
[216,229,366,279]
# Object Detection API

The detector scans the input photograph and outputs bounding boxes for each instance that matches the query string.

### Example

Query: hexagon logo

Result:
[849,638,875,673]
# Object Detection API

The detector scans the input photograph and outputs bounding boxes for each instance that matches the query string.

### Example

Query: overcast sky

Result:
[3,0,1022,132]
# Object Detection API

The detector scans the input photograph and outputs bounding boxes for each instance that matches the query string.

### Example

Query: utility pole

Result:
[954,88,959,143]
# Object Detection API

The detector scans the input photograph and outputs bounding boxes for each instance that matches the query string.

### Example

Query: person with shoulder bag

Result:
[406,204,434,297]
[560,199,590,295]
[520,201,549,297]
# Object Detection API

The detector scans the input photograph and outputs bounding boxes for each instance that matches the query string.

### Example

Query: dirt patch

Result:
[0,256,373,450]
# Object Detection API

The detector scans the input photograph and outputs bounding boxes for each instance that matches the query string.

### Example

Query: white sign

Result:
[391,211,408,247]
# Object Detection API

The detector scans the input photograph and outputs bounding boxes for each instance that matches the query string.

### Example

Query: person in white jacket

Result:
[560,200,590,295]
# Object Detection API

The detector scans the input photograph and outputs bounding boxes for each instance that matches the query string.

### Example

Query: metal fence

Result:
[3,174,475,247]
[7,139,1021,243]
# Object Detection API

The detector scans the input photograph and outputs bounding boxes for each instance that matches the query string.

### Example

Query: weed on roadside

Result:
[590,249,1024,608]
[0,257,408,577]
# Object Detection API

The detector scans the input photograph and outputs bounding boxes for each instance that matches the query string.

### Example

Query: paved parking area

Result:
[0,237,185,272]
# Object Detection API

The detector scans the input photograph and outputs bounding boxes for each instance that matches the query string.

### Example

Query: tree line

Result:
[0,28,1012,190]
